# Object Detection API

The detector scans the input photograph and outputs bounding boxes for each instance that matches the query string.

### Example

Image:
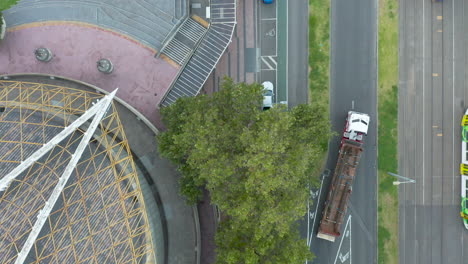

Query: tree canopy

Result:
[0,0,19,12]
[158,77,331,263]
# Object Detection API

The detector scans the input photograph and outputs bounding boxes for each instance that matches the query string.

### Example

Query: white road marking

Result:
[422,0,425,204]
[257,1,261,82]
[261,56,275,70]
[309,211,315,220]
[261,18,277,21]
[452,0,455,204]
[401,1,407,261]
[270,56,277,67]
[418,0,425,263]
[308,175,326,246]
[352,100,355,109]
[306,189,310,246]
[275,0,279,102]
[265,28,276,37]
[276,0,279,57]
[334,215,352,264]
[285,0,289,104]
[463,0,466,254]
[339,252,350,263]
[310,189,319,199]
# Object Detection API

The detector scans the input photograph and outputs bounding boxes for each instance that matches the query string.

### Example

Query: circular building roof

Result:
[0,81,155,263]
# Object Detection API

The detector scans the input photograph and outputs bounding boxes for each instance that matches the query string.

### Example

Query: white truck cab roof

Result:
[347,111,370,135]
[344,111,370,141]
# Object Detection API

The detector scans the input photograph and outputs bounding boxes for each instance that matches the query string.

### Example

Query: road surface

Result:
[303,0,378,263]
[399,0,468,263]
[286,0,309,106]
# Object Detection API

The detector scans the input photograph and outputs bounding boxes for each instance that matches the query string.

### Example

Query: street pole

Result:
[387,172,415,185]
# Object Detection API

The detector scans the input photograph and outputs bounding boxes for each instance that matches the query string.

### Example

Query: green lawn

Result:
[377,0,399,263]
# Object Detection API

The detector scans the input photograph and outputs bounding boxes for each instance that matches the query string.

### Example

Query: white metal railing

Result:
[159,0,237,107]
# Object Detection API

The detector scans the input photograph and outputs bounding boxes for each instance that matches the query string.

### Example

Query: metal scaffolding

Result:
[0,81,156,264]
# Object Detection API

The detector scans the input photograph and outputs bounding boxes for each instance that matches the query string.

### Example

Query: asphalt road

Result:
[399,0,468,263]
[258,1,279,102]
[287,0,309,107]
[257,0,309,107]
[302,0,378,263]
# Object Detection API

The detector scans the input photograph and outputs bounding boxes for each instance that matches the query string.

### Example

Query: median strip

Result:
[377,0,399,263]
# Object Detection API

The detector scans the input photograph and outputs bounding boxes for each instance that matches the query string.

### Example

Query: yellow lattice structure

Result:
[0,81,156,264]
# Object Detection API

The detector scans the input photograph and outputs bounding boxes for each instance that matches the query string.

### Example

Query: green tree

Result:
[216,219,312,264]
[158,77,331,263]
[0,0,19,11]
[0,0,19,29]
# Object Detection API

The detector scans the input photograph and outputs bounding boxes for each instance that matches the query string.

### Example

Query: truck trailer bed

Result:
[317,139,363,242]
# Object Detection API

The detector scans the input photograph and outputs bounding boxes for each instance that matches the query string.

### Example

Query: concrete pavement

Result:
[202,0,256,91]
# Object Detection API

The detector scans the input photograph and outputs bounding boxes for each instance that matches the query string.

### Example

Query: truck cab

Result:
[317,110,369,242]
[344,111,370,142]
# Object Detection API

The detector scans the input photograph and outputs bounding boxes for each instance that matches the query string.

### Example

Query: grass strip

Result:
[309,0,330,158]
[377,0,399,263]
[308,0,330,192]
[309,0,330,110]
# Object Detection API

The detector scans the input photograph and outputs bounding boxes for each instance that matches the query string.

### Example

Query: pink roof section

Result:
[0,22,179,125]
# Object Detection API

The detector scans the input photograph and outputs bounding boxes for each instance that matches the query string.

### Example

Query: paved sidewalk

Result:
[198,1,257,263]
[197,189,217,264]
[202,0,257,93]
[0,22,178,127]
